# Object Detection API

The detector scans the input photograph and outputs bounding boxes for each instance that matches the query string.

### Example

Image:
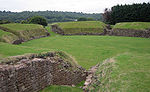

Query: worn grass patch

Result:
[113,22,150,30]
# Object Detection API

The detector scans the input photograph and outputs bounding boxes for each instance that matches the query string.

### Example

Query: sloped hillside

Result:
[0,23,50,44]
[109,22,150,38]
[0,29,20,44]
[51,21,107,35]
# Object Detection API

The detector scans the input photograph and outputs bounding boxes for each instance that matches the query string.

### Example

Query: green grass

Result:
[87,52,150,92]
[55,21,106,34]
[0,23,49,42]
[0,23,43,31]
[0,26,150,91]
[110,53,150,92]
[0,29,19,43]
[45,26,60,37]
[113,22,150,30]
[0,29,10,37]
[57,21,106,28]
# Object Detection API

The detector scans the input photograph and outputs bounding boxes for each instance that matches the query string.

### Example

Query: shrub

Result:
[29,16,48,27]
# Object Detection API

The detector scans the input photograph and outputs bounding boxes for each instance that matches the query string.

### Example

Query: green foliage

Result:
[113,22,150,30]
[0,20,11,24]
[77,17,88,21]
[0,11,102,23]
[29,16,48,27]
[103,2,150,24]
[77,17,94,21]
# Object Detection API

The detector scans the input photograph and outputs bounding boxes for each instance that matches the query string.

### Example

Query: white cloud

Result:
[0,0,149,13]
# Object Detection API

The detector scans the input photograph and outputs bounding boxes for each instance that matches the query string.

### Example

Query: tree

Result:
[102,2,150,24]
[0,20,11,24]
[77,17,87,21]
[29,16,48,27]
[102,8,112,24]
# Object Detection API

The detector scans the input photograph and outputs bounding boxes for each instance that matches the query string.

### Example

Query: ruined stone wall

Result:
[109,29,150,38]
[51,25,64,35]
[0,52,86,92]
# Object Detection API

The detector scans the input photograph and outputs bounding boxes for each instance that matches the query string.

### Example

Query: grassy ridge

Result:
[113,22,150,30]
[57,21,105,28]
[0,23,42,31]
[0,29,19,44]
[0,23,49,43]
[56,21,106,34]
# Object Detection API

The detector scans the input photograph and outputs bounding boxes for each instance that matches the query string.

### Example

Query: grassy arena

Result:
[0,24,150,91]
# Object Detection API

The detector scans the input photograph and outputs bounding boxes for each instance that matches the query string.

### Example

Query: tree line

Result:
[103,2,150,24]
[0,11,102,23]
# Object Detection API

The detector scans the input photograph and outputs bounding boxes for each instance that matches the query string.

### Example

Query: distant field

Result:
[55,21,106,34]
[113,22,150,30]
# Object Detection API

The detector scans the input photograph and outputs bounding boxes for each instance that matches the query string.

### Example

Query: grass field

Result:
[55,21,106,34]
[0,25,150,91]
[113,22,150,30]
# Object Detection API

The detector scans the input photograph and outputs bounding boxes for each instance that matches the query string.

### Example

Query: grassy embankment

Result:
[0,22,150,91]
[0,29,19,43]
[56,21,106,34]
[113,22,150,30]
[0,23,49,43]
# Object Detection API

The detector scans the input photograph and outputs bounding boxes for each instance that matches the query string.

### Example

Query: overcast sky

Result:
[0,0,149,13]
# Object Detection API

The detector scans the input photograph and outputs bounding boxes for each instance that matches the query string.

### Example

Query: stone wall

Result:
[109,28,150,38]
[51,25,64,35]
[0,52,86,92]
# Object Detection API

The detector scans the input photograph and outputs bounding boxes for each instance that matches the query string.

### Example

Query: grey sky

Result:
[0,0,149,13]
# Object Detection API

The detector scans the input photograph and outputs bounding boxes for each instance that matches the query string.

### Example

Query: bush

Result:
[29,16,48,27]
[77,17,87,21]
[0,20,11,24]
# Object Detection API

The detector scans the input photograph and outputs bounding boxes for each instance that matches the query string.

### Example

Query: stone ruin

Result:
[109,28,150,38]
[0,52,87,92]
[51,24,150,38]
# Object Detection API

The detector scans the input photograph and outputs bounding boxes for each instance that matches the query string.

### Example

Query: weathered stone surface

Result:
[109,28,150,38]
[0,52,86,92]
